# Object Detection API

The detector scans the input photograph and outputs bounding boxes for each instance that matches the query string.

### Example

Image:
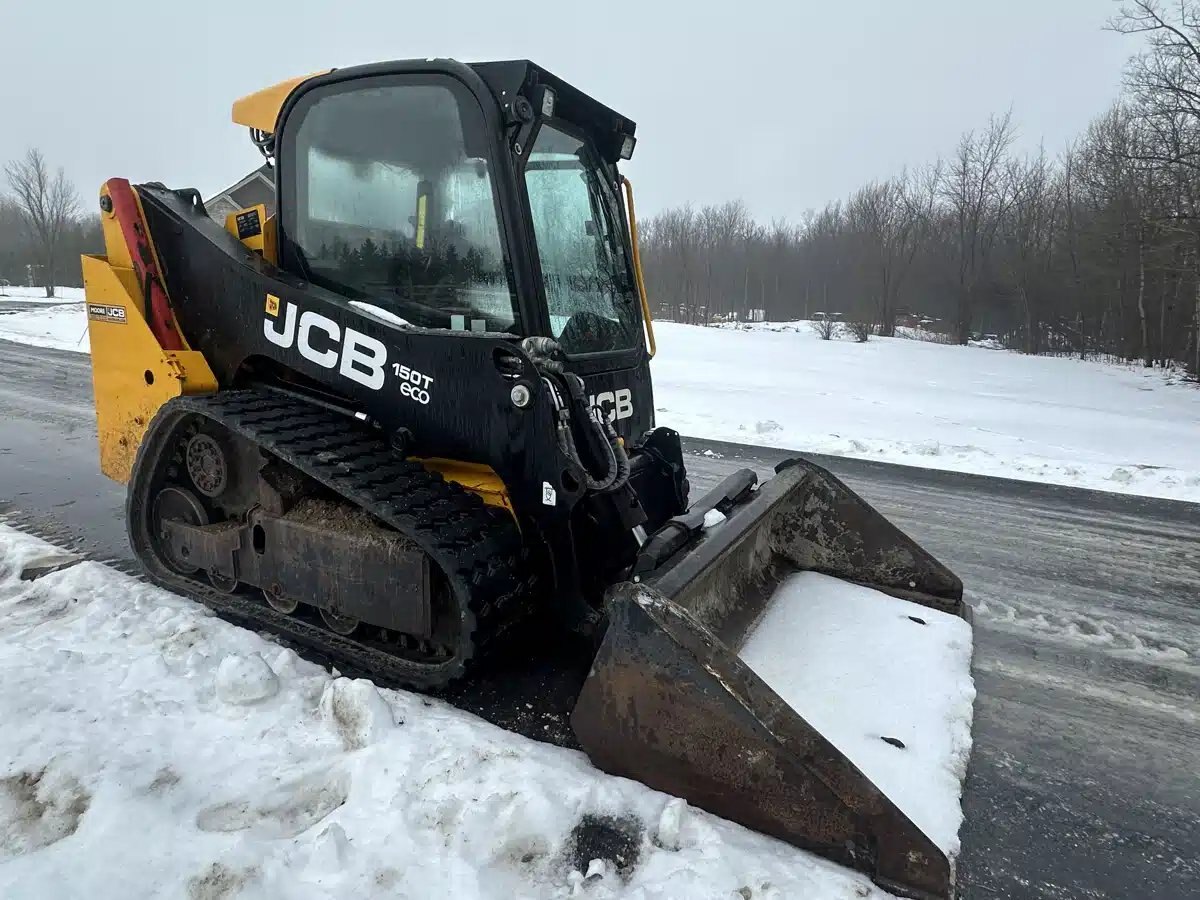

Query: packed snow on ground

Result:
[0,288,88,353]
[0,523,907,900]
[655,320,1200,502]
[739,573,975,858]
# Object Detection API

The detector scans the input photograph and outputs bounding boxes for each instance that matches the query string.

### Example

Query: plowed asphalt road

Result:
[1,336,1197,900]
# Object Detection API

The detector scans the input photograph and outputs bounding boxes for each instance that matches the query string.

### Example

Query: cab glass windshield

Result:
[523,124,638,354]
[284,77,517,331]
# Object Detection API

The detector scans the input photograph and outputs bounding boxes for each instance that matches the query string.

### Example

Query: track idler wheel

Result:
[207,569,239,593]
[320,609,360,636]
[152,486,208,576]
[263,583,299,615]
[186,432,230,498]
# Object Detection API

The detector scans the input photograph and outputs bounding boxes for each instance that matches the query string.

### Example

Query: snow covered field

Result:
[0,524,977,899]
[2,297,1196,501]
[0,286,85,305]
[654,321,1200,502]
[0,288,88,353]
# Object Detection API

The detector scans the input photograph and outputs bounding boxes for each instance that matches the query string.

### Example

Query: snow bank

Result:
[740,573,975,857]
[655,321,1200,502]
[0,524,891,899]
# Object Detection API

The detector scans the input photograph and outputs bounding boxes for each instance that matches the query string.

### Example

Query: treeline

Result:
[1,149,99,294]
[639,0,1200,375]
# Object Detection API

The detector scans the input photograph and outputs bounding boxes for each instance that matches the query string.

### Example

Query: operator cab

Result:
[240,60,647,360]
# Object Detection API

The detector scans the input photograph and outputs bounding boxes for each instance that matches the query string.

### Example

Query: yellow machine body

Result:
[415,458,514,515]
[83,255,219,484]
[85,183,219,484]
[231,71,331,132]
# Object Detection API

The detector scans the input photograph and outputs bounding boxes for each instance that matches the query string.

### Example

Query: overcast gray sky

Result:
[1,0,1133,222]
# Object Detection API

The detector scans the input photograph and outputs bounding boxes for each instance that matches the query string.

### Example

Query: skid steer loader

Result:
[82,59,969,899]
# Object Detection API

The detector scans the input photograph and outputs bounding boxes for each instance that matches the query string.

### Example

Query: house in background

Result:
[205,164,276,223]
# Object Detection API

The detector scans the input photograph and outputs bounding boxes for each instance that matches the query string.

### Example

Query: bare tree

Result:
[1110,1,1200,171]
[845,320,872,342]
[1111,1,1200,372]
[806,202,847,317]
[999,149,1062,353]
[5,149,80,297]
[765,217,797,319]
[845,167,940,336]
[1058,142,1091,356]
[642,204,701,321]
[811,316,839,340]
[941,112,1016,344]
[847,178,906,335]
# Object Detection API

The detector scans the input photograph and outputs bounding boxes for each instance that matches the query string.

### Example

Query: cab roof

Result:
[231,59,636,151]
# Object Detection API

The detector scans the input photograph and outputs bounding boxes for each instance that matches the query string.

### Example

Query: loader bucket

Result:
[571,458,968,900]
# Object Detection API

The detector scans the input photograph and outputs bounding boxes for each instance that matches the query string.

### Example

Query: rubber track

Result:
[132,389,532,690]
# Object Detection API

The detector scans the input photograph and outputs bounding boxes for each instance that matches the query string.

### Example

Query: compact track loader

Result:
[82,59,969,899]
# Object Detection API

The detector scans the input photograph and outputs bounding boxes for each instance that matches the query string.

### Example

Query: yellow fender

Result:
[82,252,217,484]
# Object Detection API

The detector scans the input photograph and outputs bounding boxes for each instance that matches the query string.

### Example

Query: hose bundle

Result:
[521,337,630,493]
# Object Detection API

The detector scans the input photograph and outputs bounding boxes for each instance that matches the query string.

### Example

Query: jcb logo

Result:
[590,388,633,423]
[264,297,388,391]
[263,297,437,403]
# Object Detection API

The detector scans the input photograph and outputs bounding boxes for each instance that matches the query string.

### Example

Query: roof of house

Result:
[210,163,273,200]
[206,164,276,218]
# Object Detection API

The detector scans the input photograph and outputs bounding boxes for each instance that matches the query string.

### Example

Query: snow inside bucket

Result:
[738,571,975,858]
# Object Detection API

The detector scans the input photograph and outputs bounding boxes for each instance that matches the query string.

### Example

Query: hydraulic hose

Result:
[521,337,630,493]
